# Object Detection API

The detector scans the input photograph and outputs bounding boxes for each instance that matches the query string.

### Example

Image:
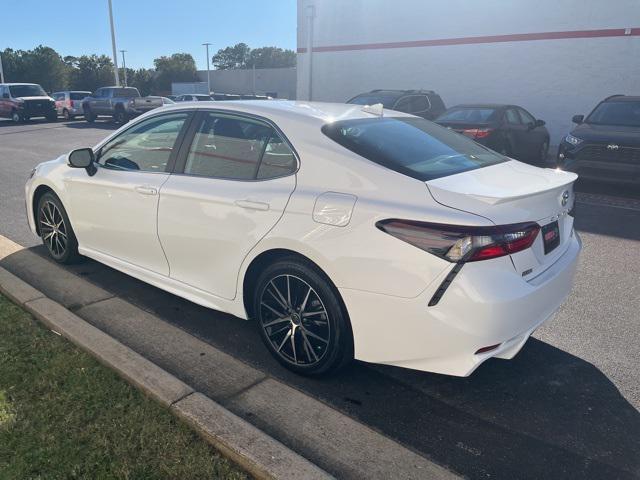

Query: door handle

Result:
[235,199,270,211]
[135,185,158,196]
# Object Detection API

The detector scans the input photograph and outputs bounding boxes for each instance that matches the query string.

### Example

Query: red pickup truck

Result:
[0,83,57,122]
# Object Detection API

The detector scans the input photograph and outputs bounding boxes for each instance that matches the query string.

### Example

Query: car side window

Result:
[505,109,521,125]
[393,96,411,113]
[518,108,536,125]
[408,95,430,113]
[98,113,189,172]
[184,113,296,180]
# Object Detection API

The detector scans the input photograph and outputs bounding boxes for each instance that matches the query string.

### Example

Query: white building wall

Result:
[297,0,640,144]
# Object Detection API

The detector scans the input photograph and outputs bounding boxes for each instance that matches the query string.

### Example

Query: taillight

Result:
[462,128,493,139]
[376,219,540,262]
[70,100,75,108]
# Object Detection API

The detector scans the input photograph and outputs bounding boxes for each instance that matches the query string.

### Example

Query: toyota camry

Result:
[25,101,581,376]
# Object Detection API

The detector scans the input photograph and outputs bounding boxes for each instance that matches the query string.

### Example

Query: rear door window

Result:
[183,113,296,180]
[505,109,521,125]
[322,117,505,181]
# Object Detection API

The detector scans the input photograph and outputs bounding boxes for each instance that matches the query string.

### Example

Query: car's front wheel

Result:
[37,192,81,264]
[253,258,353,375]
[11,110,23,123]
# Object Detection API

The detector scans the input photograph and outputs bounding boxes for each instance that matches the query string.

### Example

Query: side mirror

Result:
[535,119,545,128]
[572,114,584,124]
[68,148,97,176]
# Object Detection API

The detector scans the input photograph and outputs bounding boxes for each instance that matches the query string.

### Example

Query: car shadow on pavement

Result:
[12,245,635,480]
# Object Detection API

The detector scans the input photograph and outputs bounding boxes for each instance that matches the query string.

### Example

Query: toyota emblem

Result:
[607,144,619,150]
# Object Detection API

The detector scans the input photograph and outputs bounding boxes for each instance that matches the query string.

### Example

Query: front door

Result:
[67,111,192,275]
[158,111,298,299]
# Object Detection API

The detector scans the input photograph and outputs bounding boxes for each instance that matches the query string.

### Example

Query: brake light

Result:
[462,128,494,139]
[376,220,540,262]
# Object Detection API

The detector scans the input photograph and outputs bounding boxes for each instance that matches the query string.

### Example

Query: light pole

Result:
[202,43,212,94]
[107,0,120,86]
[120,50,127,86]
[0,53,4,83]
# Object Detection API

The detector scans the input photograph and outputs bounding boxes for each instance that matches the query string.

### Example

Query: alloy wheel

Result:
[259,274,331,366]
[11,111,21,123]
[39,200,68,258]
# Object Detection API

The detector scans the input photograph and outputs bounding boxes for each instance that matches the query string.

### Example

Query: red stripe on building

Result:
[297,27,640,53]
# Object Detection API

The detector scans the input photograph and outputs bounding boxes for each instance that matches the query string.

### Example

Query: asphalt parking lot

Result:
[1,118,639,479]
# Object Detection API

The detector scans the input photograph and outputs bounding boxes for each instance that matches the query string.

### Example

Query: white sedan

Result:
[25,101,581,376]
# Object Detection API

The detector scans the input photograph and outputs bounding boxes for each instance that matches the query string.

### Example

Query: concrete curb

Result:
[0,262,333,480]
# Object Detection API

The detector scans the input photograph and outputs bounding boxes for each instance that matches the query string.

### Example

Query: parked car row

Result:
[347,89,550,166]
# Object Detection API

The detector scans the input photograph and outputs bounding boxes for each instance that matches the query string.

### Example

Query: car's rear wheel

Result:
[253,258,353,375]
[539,140,549,165]
[37,192,81,264]
[84,106,96,123]
[114,108,129,124]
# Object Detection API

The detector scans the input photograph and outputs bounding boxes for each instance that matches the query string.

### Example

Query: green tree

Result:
[129,68,155,96]
[0,46,68,92]
[247,47,296,69]
[67,55,115,92]
[153,53,198,94]
[212,43,251,70]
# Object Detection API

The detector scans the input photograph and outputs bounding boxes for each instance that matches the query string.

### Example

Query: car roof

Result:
[604,95,640,102]
[358,89,436,97]
[449,104,513,110]
[158,100,412,126]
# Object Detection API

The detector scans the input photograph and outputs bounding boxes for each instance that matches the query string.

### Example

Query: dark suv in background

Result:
[0,83,57,123]
[558,95,640,185]
[347,89,446,120]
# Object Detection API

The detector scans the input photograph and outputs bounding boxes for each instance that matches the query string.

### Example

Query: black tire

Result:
[113,108,129,124]
[11,110,23,123]
[84,106,96,123]
[37,192,82,264]
[252,257,353,375]
[538,140,549,166]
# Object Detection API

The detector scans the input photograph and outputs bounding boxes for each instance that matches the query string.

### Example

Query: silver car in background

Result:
[52,91,91,120]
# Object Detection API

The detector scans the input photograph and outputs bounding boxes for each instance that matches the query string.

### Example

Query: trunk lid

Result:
[426,160,578,278]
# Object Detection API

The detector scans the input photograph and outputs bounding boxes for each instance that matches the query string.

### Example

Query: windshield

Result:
[322,117,506,181]
[9,84,47,97]
[70,92,90,100]
[436,108,498,123]
[586,101,640,127]
[348,94,399,109]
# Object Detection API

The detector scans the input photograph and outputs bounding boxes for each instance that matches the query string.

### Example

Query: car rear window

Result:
[113,88,140,98]
[436,108,498,123]
[322,117,506,181]
[70,92,90,100]
[586,101,640,127]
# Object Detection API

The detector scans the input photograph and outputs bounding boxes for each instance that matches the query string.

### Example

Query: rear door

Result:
[517,107,546,158]
[158,110,297,300]
[504,108,527,158]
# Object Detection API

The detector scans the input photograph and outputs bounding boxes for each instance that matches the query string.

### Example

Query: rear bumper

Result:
[340,231,581,376]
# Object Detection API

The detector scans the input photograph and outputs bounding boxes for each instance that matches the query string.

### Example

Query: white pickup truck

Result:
[82,86,163,123]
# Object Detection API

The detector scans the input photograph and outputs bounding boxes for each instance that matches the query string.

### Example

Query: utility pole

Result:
[120,50,127,86]
[108,0,120,86]
[202,43,212,94]
[305,4,315,101]
[0,53,4,83]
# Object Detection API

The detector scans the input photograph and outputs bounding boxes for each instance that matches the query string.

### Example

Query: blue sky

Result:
[2,0,297,69]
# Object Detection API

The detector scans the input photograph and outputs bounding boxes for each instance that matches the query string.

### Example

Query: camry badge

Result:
[561,190,570,207]
[607,144,619,150]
